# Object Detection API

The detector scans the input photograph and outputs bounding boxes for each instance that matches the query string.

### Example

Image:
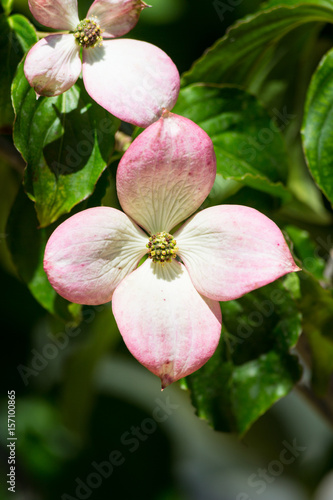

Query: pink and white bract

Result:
[44,112,300,388]
[24,0,180,127]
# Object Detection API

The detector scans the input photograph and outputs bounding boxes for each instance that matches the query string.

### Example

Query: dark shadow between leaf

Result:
[44,93,94,178]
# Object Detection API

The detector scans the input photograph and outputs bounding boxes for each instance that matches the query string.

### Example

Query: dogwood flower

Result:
[44,111,299,387]
[24,0,180,127]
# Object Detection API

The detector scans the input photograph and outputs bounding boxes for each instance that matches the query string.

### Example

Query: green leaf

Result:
[1,0,13,15]
[6,187,82,323]
[229,352,301,433]
[181,5,333,88]
[262,0,333,9]
[12,61,120,227]
[172,84,292,200]
[186,277,302,435]
[7,14,38,52]
[302,48,333,206]
[224,277,302,357]
[285,225,327,281]
[0,14,37,130]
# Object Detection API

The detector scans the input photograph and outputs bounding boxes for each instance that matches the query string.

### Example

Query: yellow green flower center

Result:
[73,18,103,49]
[146,232,178,264]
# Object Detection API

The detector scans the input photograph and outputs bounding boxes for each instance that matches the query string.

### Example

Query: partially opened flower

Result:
[44,112,300,387]
[24,0,180,127]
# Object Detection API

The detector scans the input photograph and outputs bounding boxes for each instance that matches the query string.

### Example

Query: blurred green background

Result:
[1,1,333,499]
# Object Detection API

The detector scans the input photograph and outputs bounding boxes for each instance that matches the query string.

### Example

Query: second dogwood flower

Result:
[24,0,180,127]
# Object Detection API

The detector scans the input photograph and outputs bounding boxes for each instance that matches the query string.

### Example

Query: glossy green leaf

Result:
[186,277,302,435]
[262,0,333,9]
[172,84,292,200]
[0,14,37,130]
[181,5,333,88]
[12,61,120,227]
[224,275,302,357]
[229,352,301,433]
[7,14,38,52]
[285,225,327,281]
[302,48,333,206]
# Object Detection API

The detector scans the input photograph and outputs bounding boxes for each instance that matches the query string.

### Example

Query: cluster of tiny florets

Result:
[146,232,178,264]
[73,18,103,48]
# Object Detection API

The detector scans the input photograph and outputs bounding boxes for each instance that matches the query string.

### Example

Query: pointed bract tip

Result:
[160,376,173,390]
[160,361,175,389]
[140,1,152,9]
[288,257,301,273]
[35,92,41,100]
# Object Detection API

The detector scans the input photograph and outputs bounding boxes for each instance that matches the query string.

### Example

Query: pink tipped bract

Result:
[116,111,216,233]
